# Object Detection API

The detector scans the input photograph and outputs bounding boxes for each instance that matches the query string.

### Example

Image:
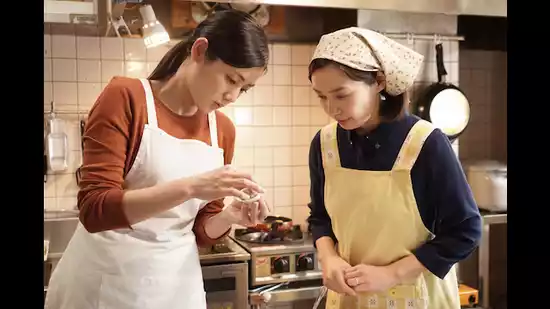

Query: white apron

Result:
[45,79,225,309]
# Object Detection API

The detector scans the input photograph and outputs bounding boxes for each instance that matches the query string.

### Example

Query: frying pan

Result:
[235,226,303,244]
[255,215,293,233]
[414,42,471,142]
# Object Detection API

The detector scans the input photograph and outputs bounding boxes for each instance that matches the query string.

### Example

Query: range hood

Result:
[44,0,506,26]
[186,0,507,17]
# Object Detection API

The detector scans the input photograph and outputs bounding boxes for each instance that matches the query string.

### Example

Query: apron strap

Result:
[392,119,435,171]
[208,111,219,148]
[139,78,158,128]
[320,122,341,169]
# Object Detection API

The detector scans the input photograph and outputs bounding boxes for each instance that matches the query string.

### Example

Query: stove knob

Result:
[297,255,314,271]
[273,258,290,273]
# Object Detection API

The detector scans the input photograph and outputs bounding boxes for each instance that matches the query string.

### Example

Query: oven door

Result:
[202,262,248,309]
[249,280,326,309]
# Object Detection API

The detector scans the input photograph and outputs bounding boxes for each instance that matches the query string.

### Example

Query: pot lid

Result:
[463,160,507,172]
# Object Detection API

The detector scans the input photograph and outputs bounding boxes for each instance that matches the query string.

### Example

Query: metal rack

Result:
[44,110,89,115]
[388,33,464,41]
[381,32,465,42]
[44,101,89,116]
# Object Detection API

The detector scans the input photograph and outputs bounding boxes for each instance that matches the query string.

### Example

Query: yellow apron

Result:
[320,120,460,309]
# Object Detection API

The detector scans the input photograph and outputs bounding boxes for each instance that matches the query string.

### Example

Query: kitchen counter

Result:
[44,209,79,222]
[480,210,507,224]
[478,211,507,308]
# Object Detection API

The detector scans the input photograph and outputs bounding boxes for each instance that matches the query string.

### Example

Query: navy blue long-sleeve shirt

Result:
[307,114,482,279]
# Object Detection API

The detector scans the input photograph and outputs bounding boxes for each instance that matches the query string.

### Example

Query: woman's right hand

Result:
[321,255,357,296]
[186,165,264,201]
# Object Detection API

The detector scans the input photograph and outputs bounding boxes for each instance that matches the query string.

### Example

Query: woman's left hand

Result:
[223,196,272,226]
[344,264,399,293]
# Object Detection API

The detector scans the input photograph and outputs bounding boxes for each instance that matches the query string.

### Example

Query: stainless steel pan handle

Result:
[250,284,325,307]
[312,286,328,309]
[250,282,288,309]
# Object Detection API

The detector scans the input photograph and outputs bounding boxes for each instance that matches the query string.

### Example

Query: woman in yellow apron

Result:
[307,27,482,309]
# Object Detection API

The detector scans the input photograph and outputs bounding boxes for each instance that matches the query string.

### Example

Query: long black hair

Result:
[309,59,406,120]
[149,10,269,80]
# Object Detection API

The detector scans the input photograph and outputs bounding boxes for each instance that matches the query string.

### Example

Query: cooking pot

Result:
[464,161,507,212]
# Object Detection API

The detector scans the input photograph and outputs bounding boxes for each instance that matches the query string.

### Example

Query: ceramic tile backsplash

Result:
[44,34,460,229]
[458,50,507,163]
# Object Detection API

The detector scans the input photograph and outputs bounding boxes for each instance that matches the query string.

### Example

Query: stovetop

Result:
[198,237,251,266]
[230,233,315,255]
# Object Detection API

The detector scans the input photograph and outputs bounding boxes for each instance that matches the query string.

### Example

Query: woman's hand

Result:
[344,264,399,293]
[221,195,272,226]
[321,255,356,296]
[187,165,264,201]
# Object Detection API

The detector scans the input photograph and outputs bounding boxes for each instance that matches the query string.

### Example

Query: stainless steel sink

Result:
[44,211,79,292]
[44,212,78,258]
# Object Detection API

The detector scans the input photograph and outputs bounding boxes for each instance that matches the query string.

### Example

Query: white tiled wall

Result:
[44,34,460,229]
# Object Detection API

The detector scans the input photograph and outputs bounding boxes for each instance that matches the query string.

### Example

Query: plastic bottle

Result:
[46,114,69,172]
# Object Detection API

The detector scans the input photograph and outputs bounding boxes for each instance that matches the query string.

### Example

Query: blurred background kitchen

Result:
[44,1,507,308]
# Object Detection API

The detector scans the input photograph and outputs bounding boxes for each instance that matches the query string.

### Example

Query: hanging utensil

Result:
[75,119,86,186]
[80,119,86,150]
[413,37,471,142]
[75,168,82,186]
[191,2,271,27]
[44,123,48,182]
[191,2,221,24]
[228,3,271,26]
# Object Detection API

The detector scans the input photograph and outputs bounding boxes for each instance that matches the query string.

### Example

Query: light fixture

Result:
[139,4,170,49]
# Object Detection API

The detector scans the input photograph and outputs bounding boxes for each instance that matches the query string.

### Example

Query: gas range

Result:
[232,232,322,286]
[197,237,250,309]
[231,229,325,308]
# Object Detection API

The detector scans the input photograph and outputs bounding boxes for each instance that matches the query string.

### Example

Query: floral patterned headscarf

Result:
[311,27,424,96]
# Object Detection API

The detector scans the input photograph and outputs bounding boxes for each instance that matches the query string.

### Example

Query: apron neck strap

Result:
[320,122,341,170]
[208,112,219,148]
[140,79,158,128]
[392,119,435,171]
[139,78,219,148]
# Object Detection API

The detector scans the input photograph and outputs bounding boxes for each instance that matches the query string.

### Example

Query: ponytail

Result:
[148,10,269,81]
